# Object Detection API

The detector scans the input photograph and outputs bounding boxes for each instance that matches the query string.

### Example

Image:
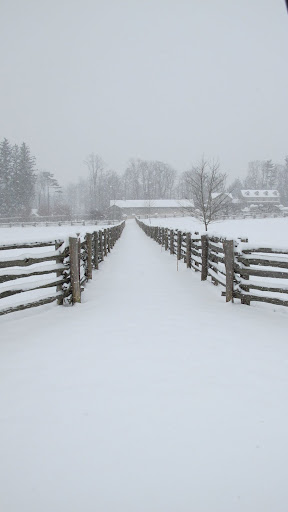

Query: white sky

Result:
[1,0,288,185]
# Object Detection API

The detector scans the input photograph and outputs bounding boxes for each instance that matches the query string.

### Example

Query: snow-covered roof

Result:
[109,199,194,208]
[211,193,233,200]
[240,190,280,198]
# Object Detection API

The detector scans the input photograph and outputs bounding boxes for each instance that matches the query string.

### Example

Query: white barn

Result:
[109,199,194,218]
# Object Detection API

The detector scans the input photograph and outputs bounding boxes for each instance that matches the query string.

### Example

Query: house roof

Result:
[211,192,233,200]
[109,199,194,208]
[240,190,280,198]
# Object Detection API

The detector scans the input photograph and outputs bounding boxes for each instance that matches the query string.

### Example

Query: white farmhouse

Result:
[240,190,280,211]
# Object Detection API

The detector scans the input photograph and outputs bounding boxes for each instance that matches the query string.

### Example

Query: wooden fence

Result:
[0,219,119,228]
[136,218,288,308]
[0,222,125,316]
[136,211,288,221]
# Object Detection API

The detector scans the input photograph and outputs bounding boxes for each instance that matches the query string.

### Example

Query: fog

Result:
[1,0,288,184]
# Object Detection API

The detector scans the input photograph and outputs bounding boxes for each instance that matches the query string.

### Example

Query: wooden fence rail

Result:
[0,221,125,316]
[136,218,288,309]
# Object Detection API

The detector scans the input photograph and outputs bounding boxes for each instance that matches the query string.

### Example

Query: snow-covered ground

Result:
[143,216,288,247]
[1,219,288,511]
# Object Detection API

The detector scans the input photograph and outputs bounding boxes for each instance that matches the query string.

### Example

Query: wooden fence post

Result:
[223,239,234,302]
[76,232,81,282]
[69,237,81,303]
[164,228,169,251]
[104,229,107,257]
[201,234,209,281]
[186,232,191,268]
[170,230,174,254]
[86,233,93,280]
[94,231,99,269]
[55,240,64,305]
[107,229,111,253]
[99,230,104,261]
[111,227,114,248]
[157,227,160,243]
[177,231,182,261]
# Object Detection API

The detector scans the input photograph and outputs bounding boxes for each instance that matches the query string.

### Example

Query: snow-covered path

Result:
[1,220,288,512]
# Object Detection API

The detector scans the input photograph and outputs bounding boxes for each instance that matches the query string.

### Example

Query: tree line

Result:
[65,155,178,218]
[1,136,288,219]
[66,154,288,218]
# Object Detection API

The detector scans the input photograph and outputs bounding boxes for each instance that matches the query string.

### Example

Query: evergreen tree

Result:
[278,157,288,205]
[0,138,12,216]
[261,160,278,188]
[244,160,278,190]
[0,139,37,218]
[17,143,36,217]
[244,161,261,189]
[228,178,243,198]
[10,144,21,215]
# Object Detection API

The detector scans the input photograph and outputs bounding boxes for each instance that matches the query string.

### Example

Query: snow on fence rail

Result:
[0,221,125,316]
[136,218,288,309]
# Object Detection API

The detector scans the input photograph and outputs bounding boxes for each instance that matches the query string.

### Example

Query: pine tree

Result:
[244,161,261,189]
[278,157,288,206]
[0,138,12,216]
[10,144,21,216]
[228,178,243,198]
[17,142,36,217]
[261,160,278,188]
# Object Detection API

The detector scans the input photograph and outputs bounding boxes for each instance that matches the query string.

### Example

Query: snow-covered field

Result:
[0,223,114,246]
[1,220,288,511]
[144,216,288,247]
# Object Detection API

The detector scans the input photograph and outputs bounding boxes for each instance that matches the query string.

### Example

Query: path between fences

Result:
[1,220,288,511]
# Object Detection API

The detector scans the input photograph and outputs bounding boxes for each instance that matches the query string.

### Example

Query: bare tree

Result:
[122,158,177,200]
[35,171,61,216]
[183,158,228,230]
[84,153,105,212]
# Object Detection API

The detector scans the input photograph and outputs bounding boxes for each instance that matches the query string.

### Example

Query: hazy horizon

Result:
[1,0,288,186]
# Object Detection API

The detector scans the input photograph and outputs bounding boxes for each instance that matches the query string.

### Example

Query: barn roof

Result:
[211,192,233,200]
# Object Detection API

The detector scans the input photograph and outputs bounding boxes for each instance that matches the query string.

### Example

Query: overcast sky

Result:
[1,0,288,185]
